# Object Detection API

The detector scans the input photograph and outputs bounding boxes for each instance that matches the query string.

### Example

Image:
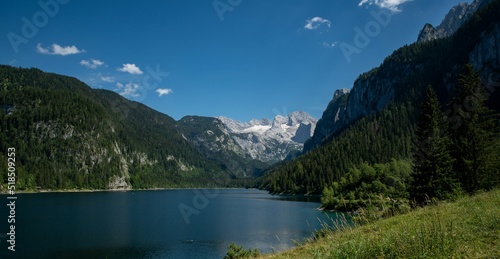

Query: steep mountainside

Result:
[304,0,500,153]
[0,66,229,191]
[261,0,500,194]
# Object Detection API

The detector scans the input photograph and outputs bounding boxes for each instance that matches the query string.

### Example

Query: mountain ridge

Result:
[417,0,492,43]
[174,111,317,178]
[0,66,231,190]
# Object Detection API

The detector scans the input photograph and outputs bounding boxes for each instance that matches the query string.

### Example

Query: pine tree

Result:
[410,86,456,205]
[449,64,500,194]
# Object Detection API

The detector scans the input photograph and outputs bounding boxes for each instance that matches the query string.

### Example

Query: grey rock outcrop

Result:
[417,0,492,43]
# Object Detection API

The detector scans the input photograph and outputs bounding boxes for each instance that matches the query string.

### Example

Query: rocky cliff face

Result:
[304,88,349,152]
[469,23,500,87]
[305,57,412,152]
[417,0,492,43]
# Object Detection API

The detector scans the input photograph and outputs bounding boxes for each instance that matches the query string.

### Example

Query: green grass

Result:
[262,189,500,259]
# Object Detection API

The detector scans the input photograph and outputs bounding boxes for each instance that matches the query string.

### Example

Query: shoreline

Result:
[0,187,259,195]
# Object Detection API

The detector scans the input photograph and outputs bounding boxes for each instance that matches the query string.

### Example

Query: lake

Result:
[0,189,340,258]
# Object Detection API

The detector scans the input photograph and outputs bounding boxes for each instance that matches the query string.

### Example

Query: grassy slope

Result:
[262,189,500,258]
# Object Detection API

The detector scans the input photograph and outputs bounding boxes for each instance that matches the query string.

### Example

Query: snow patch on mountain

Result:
[241,125,272,134]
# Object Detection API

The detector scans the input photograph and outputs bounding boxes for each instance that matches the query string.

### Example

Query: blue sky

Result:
[1,0,468,122]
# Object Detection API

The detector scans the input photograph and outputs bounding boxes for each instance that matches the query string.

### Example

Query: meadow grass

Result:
[261,189,500,259]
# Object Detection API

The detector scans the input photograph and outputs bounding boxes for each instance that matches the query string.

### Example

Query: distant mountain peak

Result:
[417,0,492,43]
[216,112,317,163]
[219,112,316,136]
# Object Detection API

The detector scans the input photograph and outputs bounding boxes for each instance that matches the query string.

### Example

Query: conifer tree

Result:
[410,86,456,205]
[449,64,500,194]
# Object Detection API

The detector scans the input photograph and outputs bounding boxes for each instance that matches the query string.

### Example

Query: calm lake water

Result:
[0,189,340,258]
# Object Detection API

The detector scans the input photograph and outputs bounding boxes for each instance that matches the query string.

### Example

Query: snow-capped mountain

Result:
[219,111,316,142]
[176,112,317,177]
[218,111,317,163]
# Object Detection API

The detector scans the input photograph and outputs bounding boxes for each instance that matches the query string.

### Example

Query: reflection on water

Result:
[0,189,342,259]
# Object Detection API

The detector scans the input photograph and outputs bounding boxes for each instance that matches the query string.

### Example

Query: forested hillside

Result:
[260,0,500,199]
[261,101,417,194]
[0,66,229,191]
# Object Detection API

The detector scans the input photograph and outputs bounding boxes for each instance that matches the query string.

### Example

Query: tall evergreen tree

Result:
[449,64,500,194]
[410,86,456,205]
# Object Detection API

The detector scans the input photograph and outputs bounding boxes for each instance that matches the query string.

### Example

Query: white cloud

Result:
[358,0,412,12]
[323,41,339,48]
[36,44,50,54]
[118,63,143,75]
[36,43,85,56]
[80,59,105,69]
[304,17,331,30]
[116,82,141,97]
[155,88,173,96]
[100,76,114,83]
